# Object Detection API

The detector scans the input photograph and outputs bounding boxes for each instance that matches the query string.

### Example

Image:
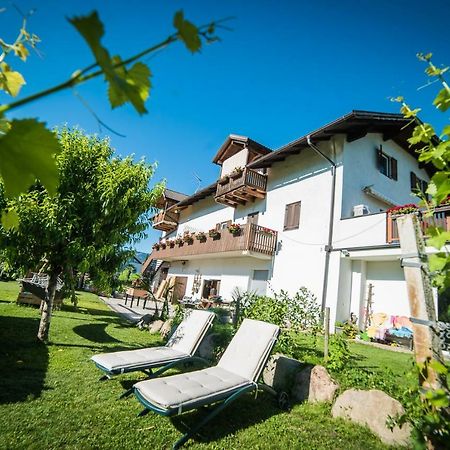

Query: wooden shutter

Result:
[376,146,383,171]
[410,172,418,191]
[284,201,301,230]
[390,157,398,180]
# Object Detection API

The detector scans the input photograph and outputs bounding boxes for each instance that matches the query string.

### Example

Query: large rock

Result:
[293,365,339,403]
[148,320,164,334]
[159,319,173,338]
[331,389,411,446]
[262,353,306,393]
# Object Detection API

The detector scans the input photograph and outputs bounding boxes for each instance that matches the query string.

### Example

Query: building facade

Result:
[145,111,444,329]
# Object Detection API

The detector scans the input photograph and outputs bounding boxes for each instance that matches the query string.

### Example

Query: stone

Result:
[292,365,339,403]
[262,353,306,393]
[148,320,164,334]
[331,389,411,446]
[159,319,173,338]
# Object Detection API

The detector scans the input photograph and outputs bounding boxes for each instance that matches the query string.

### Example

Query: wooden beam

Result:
[246,188,266,199]
[346,128,368,142]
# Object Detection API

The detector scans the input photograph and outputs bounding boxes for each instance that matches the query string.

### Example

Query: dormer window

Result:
[376,146,397,180]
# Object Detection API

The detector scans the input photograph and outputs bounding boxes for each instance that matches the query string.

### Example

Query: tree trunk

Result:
[37,269,60,342]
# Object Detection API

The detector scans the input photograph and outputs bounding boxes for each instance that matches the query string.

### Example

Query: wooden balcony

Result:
[215,168,267,207]
[150,224,277,261]
[386,205,450,244]
[152,209,179,232]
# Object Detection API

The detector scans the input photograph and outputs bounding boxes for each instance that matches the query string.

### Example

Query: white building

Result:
[144,110,443,329]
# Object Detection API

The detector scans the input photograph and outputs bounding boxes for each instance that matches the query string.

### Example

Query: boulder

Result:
[292,365,339,403]
[262,353,306,393]
[331,389,411,446]
[159,319,173,338]
[148,320,164,334]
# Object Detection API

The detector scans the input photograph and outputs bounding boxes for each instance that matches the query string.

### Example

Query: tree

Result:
[0,128,163,341]
[0,8,223,216]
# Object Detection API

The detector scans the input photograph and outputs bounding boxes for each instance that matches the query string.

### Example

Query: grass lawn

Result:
[0,281,411,449]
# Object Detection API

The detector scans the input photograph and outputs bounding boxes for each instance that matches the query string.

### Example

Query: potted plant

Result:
[183,232,194,244]
[175,236,184,246]
[228,223,242,236]
[218,174,229,185]
[160,241,167,249]
[168,239,176,248]
[387,203,420,217]
[152,242,160,250]
[196,231,207,242]
[209,229,221,239]
[229,166,244,179]
[259,226,277,236]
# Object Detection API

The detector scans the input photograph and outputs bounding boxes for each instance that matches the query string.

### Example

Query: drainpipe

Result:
[306,135,337,311]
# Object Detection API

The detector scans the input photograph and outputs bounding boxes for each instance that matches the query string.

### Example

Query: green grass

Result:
[0,281,407,449]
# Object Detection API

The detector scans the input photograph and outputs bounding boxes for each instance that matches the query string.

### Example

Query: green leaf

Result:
[69,11,151,115]
[433,87,450,112]
[430,172,450,204]
[441,125,450,138]
[0,119,60,196]
[108,58,151,114]
[428,253,448,272]
[428,360,448,375]
[0,117,11,135]
[426,227,450,249]
[0,62,26,97]
[1,209,18,229]
[173,11,201,53]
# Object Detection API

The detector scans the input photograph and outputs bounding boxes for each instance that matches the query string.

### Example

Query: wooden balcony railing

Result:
[215,168,268,207]
[386,205,450,244]
[150,223,277,260]
[152,209,179,232]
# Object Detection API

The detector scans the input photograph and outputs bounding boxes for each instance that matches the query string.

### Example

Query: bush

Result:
[326,334,351,371]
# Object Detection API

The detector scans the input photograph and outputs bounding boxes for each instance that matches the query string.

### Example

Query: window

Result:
[252,270,269,281]
[410,172,428,195]
[376,146,398,180]
[284,201,301,231]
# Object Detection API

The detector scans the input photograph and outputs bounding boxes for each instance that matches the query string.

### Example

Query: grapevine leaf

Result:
[0,119,60,196]
[173,11,201,53]
[0,63,26,97]
[69,11,151,114]
[428,253,448,272]
[433,87,450,112]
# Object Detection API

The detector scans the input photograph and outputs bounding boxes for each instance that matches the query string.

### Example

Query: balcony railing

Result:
[152,209,179,232]
[150,223,277,260]
[215,168,267,207]
[386,205,450,244]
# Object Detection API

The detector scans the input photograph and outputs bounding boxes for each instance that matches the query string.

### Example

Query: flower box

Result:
[228,223,242,236]
[152,243,160,250]
[208,229,221,239]
[160,242,167,249]
[168,240,175,248]
[196,232,207,242]
[175,237,184,246]
[183,232,194,244]
[229,166,243,179]
[259,226,277,236]
[218,175,229,185]
[387,203,420,217]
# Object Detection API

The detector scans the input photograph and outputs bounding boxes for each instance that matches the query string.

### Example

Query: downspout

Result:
[306,135,337,311]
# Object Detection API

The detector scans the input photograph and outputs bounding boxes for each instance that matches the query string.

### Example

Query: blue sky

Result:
[1,0,449,252]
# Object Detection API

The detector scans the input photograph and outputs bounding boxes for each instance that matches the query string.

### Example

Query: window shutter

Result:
[410,172,418,191]
[376,146,383,171]
[390,157,398,180]
[284,204,291,230]
[293,202,301,228]
[284,202,301,230]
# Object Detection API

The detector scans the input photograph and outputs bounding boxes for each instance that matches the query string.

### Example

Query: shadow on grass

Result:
[169,392,282,444]
[0,316,48,404]
[73,322,121,343]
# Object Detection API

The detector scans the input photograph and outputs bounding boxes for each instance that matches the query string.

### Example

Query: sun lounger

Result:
[91,310,215,388]
[133,318,280,449]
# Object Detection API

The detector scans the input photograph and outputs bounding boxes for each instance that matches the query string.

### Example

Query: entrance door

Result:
[201,279,221,299]
[173,276,188,302]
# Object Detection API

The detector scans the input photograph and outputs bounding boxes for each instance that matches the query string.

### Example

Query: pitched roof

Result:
[172,182,218,209]
[212,134,271,165]
[248,110,428,169]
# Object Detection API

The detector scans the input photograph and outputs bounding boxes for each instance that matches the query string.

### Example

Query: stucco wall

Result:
[221,149,248,176]
[342,133,429,217]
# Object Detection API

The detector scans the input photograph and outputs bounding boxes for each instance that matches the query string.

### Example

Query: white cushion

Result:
[167,309,215,356]
[91,347,186,372]
[134,366,250,412]
[218,318,279,381]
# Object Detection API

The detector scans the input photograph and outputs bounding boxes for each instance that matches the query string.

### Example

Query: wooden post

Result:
[324,307,330,360]
[396,214,445,389]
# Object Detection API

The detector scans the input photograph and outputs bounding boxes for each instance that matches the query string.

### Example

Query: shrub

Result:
[326,334,351,372]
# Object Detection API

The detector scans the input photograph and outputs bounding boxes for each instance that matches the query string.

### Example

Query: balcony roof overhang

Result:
[154,250,273,261]
[212,134,271,165]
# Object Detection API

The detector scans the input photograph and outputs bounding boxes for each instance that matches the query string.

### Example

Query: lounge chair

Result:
[133,318,280,449]
[91,309,215,391]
